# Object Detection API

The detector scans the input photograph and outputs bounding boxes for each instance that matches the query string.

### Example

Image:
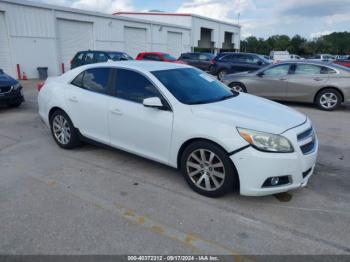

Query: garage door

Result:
[124,27,146,58]
[0,12,13,76]
[167,32,182,58]
[57,19,93,71]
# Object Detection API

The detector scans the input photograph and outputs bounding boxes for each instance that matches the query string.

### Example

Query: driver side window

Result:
[114,69,161,103]
[263,64,290,76]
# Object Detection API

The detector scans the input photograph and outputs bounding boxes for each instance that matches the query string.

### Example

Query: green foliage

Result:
[240,32,350,56]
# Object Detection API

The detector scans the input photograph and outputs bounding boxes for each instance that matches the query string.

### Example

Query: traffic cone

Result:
[22,72,28,80]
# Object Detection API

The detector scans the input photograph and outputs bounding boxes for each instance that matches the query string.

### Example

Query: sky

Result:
[32,0,350,39]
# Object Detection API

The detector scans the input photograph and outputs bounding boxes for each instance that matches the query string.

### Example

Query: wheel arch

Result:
[176,137,240,189]
[314,86,344,103]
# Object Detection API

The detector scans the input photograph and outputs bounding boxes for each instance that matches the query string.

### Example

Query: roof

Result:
[138,52,168,55]
[89,61,190,72]
[114,12,241,28]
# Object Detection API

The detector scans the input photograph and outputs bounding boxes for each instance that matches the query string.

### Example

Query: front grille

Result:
[297,127,316,155]
[297,127,313,141]
[0,86,12,94]
[300,139,315,154]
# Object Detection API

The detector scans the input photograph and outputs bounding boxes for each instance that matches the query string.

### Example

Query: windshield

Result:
[331,63,350,72]
[152,68,237,105]
[258,55,272,64]
[163,54,176,61]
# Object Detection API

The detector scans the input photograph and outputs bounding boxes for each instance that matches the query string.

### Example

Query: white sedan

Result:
[38,61,318,197]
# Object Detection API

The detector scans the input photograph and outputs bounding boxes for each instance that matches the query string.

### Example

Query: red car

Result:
[136,52,186,64]
[334,60,350,68]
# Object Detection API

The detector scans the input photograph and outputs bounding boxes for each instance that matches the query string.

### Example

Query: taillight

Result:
[210,59,216,65]
[37,81,45,92]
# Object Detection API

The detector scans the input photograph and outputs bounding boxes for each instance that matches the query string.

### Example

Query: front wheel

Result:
[315,89,342,111]
[181,141,237,197]
[50,110,80,149]
[229,82,247,93]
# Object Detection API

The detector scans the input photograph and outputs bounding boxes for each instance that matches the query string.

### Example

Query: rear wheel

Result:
[229,82,247,93]
[180,141,237,197]
[50,110,80,149]
[315,89,342,111]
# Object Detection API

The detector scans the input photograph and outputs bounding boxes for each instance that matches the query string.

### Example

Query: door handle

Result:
[111,108,123,116]
[313,77,323,81]
[69,96,78,103]
[279,78,287,81]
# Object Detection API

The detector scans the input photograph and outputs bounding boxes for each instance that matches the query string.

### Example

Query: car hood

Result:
[191,93,306,134]
[0,73,17,86]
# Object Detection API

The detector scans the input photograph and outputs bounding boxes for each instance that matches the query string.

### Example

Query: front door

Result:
[249,64,291,99]
[108,68,173,164]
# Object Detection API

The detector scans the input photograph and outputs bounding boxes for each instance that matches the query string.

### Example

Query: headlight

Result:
[12,83,21,90]
[237,128,294,153]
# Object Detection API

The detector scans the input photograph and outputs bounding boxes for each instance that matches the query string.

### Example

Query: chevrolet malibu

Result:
[38,62,318,197]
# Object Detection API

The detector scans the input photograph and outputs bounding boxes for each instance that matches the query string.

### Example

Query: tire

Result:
[229,82,247,93]
[49,109,80,149]
[8,101,22,108]
[315,88,342,111]
[218,69,228,80]
[180,140,237,198]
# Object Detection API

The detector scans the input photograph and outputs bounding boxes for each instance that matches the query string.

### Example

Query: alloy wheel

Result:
[320,92,338,109]
[186,149,225,191]
[230,85,244,92]
[52,115,71,145]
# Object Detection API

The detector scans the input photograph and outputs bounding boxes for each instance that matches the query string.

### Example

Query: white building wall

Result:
[0,0,191,79]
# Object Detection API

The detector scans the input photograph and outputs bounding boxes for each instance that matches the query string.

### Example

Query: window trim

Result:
[261,64,292,76]
[111,67,173,111]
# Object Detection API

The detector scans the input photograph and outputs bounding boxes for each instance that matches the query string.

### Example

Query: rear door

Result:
[65,67,112,143]
[286,64,329,102]
[250,64,291,99]
[198,54,212,71]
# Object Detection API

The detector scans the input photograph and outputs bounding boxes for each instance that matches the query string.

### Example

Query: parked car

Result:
[136,52,185,64]
[269,51,291,62]
[334,59,350,68]
[0,69,24,108]
[38,61,317,197]
[221,61,350,111]
[71,50,133,69]
[290,54,303,60]
[335,55,350,60]
[178,52,214,71]
[308,54,335,62]
[210,52,271,79]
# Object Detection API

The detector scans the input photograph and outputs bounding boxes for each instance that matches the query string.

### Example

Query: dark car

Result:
[178,52,214,71]
[71,50,133,69]
[0,69,24,108]
[210,52,271,79]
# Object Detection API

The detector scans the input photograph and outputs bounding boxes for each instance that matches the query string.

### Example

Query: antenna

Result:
[237,0,240,25]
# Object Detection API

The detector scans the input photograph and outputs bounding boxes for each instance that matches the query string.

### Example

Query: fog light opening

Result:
[271,177,279,186]
[262,176,290,188]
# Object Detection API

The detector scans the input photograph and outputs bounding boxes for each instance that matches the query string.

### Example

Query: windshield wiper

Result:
[190,94,235,105]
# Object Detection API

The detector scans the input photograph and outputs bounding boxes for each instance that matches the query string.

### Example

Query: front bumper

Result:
[231,121,318,196]
[0,87,24,105]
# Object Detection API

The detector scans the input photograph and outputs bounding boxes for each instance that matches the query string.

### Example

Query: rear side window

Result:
[321,66,337,74]
[95,53,108,62]
[74,52,84,62]
[84,53,95,63]
[294,64,322,75]
[220,54,235,61]
[114,69,160,103]
[71,68,111,94]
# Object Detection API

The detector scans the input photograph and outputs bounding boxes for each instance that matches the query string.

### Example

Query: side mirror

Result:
[257,60,263,66]
[0,69,3,74]
[143,97,164,109]
[257,72,264,77]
